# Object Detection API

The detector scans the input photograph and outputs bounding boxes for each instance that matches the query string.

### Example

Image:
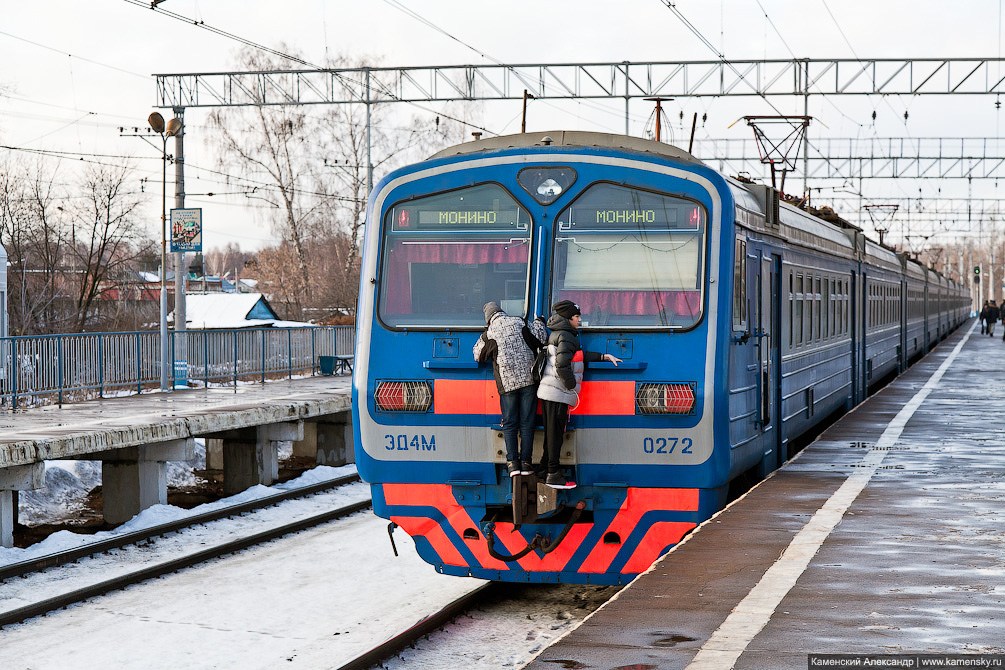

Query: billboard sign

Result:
[170,208,203,252]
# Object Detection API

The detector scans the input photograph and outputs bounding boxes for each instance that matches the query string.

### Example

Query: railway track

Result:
[334,583,498,670]
[1,472,361,581]
[0,474,370,628]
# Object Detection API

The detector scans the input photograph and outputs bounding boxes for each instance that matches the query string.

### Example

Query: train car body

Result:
[352,131,969,585]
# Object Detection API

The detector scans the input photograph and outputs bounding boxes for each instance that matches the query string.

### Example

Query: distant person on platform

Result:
[536,300,622,489]
[473,302,548,478]
[981,301,990,334]
[989,301,1000,337]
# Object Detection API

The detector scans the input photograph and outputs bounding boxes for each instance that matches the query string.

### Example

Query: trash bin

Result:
[319,356,336,376]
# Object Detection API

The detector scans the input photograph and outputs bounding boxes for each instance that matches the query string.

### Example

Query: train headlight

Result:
[636,382,696,415]
[517,167,577,205]
[374,381,433,412]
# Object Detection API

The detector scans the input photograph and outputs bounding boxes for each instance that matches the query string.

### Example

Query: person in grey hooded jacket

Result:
[473,302,547,477]
[537,300,621,489]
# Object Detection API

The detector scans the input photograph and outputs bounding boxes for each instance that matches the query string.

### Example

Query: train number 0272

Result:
[384,434,437,451]
[643,436,693,454]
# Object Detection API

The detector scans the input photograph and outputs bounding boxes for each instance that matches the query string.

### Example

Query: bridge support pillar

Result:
[292,422,317,459]
[292,412,354,467]
[315,416,354,467]
[0,463,45,548]
[217,421,304,495]
[206,438,224,471]
[99,438,195,525]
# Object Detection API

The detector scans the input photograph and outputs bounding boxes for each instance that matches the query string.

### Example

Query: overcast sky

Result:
[3,1,1005,252]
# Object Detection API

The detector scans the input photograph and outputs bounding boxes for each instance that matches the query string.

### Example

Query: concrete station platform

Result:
[0,376,352,464]
[527,319,1005,669]
[0,377,352,544]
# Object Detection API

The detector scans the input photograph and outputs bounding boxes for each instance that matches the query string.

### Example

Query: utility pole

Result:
[803,59,810,198]
[521,90,535,133]
[172,107,187,387]
[644,97,673,142]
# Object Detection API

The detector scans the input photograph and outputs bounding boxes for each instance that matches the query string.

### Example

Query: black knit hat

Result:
[552,300,581,319]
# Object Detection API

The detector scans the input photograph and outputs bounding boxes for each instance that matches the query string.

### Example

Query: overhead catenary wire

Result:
[0,29,149,80]
[121,0,496,135]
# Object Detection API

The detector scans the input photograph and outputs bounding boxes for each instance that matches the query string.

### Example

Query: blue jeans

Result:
[500,385,537,463]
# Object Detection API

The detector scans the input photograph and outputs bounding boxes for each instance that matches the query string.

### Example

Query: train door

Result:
[899,278,907,372]
[850,271,861,404]
[752,249,782,473]
[761,253,783,470]
[855,271,868,403]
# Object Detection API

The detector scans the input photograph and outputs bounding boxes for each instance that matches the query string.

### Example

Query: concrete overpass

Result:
[0,376,353,547]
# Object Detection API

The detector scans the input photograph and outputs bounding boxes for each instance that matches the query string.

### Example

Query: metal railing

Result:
[0,325,355,410]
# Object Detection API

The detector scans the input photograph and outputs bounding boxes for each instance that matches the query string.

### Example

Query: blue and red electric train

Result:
[351,131,969,585]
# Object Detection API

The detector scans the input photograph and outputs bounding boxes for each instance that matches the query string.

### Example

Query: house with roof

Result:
[170,293,311,330]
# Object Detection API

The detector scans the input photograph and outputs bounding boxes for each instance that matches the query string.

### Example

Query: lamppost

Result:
[148,112,182,392]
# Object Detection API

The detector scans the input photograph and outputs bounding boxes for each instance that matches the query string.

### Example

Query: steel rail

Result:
[0,473,360,581]
[0,497,372,628]
[334,583,499,670]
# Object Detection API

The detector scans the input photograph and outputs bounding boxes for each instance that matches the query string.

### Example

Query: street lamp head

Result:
[148,112,165,134]
[165,118,183,136]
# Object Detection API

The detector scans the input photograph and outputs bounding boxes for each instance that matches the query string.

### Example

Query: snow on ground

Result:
[0,462,613,670]
[0,506,482,670]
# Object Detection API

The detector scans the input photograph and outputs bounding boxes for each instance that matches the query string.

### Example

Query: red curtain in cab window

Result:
[383,241,529,314]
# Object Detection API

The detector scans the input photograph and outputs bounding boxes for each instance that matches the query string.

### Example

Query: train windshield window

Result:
[379,184,532,327]
[552,184,706,329]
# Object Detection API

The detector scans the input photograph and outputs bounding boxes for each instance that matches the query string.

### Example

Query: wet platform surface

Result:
[0,376,351,467]
[527,320,1005,669]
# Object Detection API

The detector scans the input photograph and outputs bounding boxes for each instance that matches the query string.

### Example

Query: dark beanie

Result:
[483,301,503,323]
[552,300,581,319]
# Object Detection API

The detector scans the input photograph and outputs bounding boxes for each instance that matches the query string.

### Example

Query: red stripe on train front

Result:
[578,488,699,573]
[384,483,509,570]
[385,483,700,576]
[621,521,697,573]
[433,379,636,415]
[390,515,467,567]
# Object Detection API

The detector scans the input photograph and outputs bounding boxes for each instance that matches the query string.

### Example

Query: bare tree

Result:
[1,156,153,334]
[65,162,153,332]
[205,241,255,281]
[208,48,479,322]
[208,47,320,316]
[243,242,304,319]
[0,156,67,334]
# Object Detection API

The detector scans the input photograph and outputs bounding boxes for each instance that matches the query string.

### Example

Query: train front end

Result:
[353,132,735,584]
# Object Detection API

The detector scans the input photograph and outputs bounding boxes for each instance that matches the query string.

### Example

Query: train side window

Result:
[814,277,822,341]
[787,272,794,349]
[794,274,804,345]
[823,278,830,340]
[844,281,849,334]
[832,279,838,337]
[871,284,876,327]
[733,238,747,331]
[837,280,844,335]
[806,277,814,342]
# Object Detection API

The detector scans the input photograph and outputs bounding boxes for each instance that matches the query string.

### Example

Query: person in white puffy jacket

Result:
[536,300,620,489]
[473,302,547,478]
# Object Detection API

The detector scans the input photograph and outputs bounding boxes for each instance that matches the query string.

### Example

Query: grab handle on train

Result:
[387,522,399,557]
